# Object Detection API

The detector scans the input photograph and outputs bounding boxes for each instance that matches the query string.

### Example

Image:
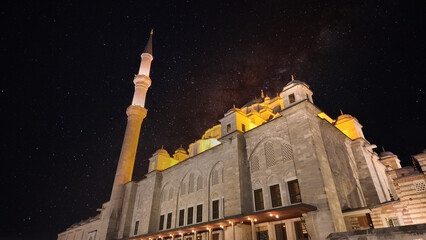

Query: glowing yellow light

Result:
[228,221,232,224]
[275,215,279,219]
[220,225,223,228]
[269,213,273,217]
[248,217,251,220]
[254,219,257,222]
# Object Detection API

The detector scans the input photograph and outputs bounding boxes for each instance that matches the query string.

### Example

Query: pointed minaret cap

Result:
[143,29,153,56]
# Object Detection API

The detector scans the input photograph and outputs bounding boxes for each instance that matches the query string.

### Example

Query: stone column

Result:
[208,228,212,240]
[251,219,256,240]
[231,222,235,240]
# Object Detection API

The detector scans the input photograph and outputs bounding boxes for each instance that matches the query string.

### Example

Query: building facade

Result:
[58,32,426,240]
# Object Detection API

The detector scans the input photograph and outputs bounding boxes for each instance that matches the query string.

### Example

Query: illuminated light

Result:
[254,219,257,222]
[220,225,223,228]
[269,214,273,217]
[192,230,195,233]
[179,233,182,235]
[248,217,251,220]
[170,234,172,236]
[228,221,232,224]
[206,228,209,230]
[275,215,279,219]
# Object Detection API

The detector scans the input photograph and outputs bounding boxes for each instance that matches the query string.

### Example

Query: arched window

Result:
[188,173,194,193]
[251,155,260,172]
[265,141,277,168]
[168,188,173,200]
[197,175,203,190]
[211,170,219,186]
[181,182,186,195]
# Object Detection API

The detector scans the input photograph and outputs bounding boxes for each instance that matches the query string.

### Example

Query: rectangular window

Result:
[288,179,302,204]
[242,124,246,132]
[388,218,399,227]
[134,221,139,235]
[294,221,308,240]
[159,215,165,230]
[227,124,231,133]
[196,204,203,223]
[289,93,295,103]
[212,200,219,219]
[179,209,185,226]
[187,207,194,225]
[254,189,265,211]
[166,212,172,229]
[270,184,282,208]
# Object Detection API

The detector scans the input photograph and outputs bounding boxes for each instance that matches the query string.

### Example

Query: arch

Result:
[177,168,203,197]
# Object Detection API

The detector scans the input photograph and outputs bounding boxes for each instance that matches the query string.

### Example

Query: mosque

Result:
[58,31,426,240]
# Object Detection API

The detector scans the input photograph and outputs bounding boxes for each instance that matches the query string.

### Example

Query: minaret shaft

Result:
[110,105,146,201]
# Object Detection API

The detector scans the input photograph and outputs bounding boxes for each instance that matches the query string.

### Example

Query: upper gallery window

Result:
[254,188,265,211]
[187,207,194,225]
[178,209,185,226]
[159,215,165,230]
[196,204,203,223]
[227,124,231,133]
[134,221,139,235]
[212,200,220,219]
[289,93,295,103]
[288,179,302,204]
[166,212,172,229]
[269,184,282,208]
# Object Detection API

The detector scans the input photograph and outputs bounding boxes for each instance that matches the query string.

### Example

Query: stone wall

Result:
[327,223,426,240]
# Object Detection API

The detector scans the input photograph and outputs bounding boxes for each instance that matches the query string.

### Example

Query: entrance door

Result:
[274,223,287,240]
[257,230,269,240]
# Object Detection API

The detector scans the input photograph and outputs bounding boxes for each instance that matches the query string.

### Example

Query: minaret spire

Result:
[133,30,154,107]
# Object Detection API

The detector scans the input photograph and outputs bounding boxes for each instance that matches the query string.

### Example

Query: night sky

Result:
[1,1,425,239]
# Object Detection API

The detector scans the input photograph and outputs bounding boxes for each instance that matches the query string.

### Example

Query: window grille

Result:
[414,180,426,192]
[251,155,260,172]
[281,143,294,162]
[265,141,277,168]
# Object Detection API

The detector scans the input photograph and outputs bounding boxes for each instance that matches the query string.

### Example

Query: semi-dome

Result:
[174,147,187,154]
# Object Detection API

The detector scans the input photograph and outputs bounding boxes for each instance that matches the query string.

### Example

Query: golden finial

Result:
[340,109,343,115]
[161,145,164,149]
[233,104,236,109]
[276,92,279,97]
[150,28,154,35]
[291,75,295,81]
[261,90,264,98]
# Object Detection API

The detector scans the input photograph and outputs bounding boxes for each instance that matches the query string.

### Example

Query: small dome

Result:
[379,151,395,158]
[337,114,354,121]
[283,80,309,91]
[155,148,168,155]
[175,147,187,154]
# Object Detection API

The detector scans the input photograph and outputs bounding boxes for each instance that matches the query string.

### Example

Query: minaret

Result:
[101,30,153,240]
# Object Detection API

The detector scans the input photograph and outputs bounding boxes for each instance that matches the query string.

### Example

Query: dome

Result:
[379,151,395,158]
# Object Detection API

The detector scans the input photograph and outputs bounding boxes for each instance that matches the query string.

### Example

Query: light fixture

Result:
[254,219,257,222]
[269,213,273,217]
[248,217,251,220]
[192,230,195,233]
[220,225,223,228]
[275,215,279,219]
[228,221,232,224]
[179,232,182,235]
